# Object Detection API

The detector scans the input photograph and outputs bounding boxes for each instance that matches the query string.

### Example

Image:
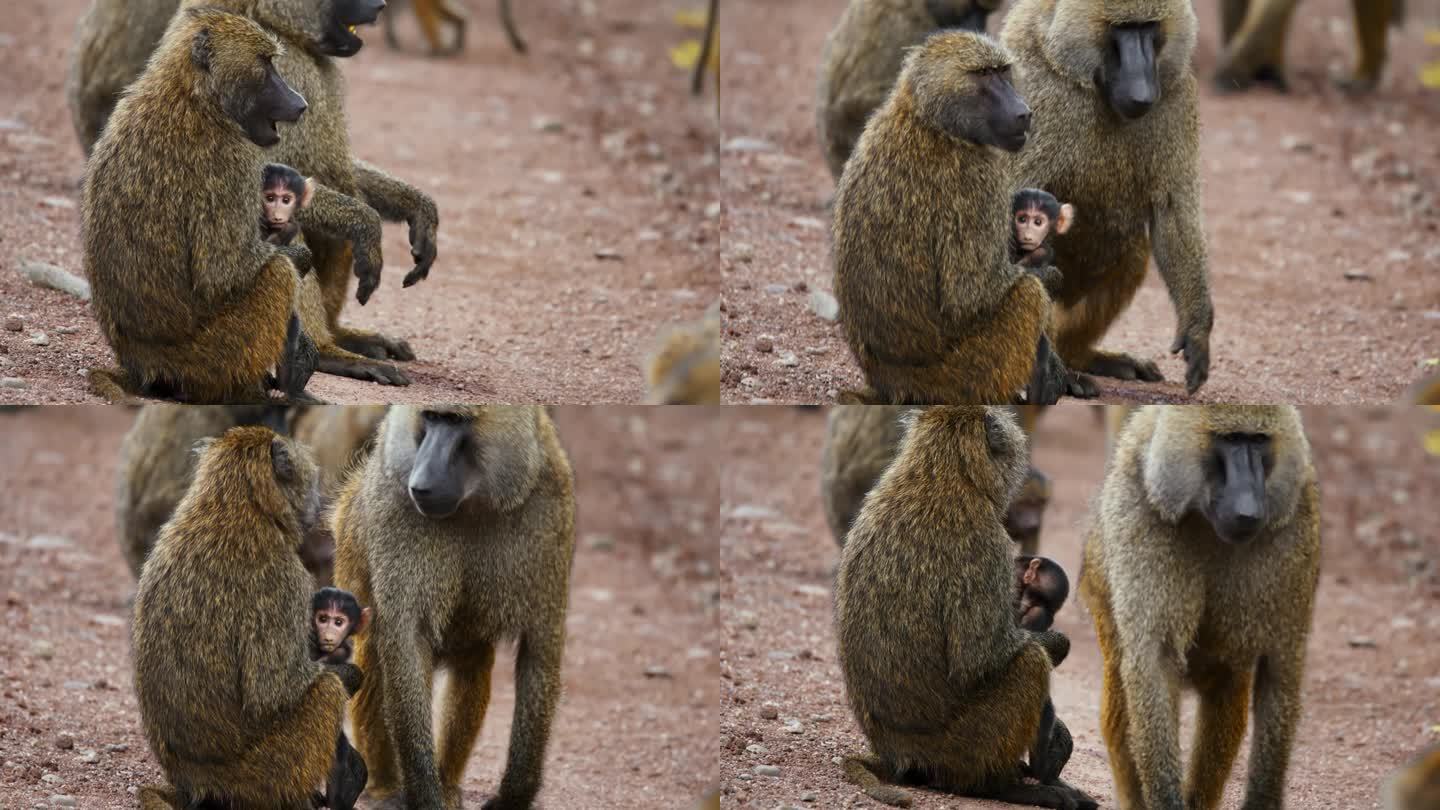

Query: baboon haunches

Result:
[1002,0,1214,396]
[333,406,576,808]
[1082,406,1320,809]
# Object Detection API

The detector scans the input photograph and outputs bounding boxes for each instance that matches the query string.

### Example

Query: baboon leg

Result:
[1086,350,1163,383]
[436,642,497,790]
[1029,699,1071,784]
[348,630,403,796]
[1241,650,1306,809]
[1214,0,1299,91]
[841,755,913,807]
[970,777,1089,809]
[1184,665,1251,810]
[275,313,321,402]
[1219,0,1248,44]
[327,733,369,810]
[1054,248,1147,378]
[332,328,417,364]
[440,0,468,55]
[385,639,445,808]
[415,0,448,54]
[317,345,412,386]
[491,632,564,805]
[383,6,401,50]
[499,0,525,53]
[1341,0,1392,91]
[1089,574,1146,809]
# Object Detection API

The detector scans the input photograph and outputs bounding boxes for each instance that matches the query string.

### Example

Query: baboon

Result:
[383,0,527,55]
[1213,0,1404,94]
[1001,0,1214,396]
[832,31,1068,406]
[116,404,289,579]
[290,404,390,582]
[821,405,1053,553]
[835,407,1095,809]
[262,163,311,247]
[332,406,576,808]
[1385,745,1440,810]
[72,0,437,386]
[65,0,180,156]
[83,6,317,404]
[645,304,721,405]
[132,425,358,809]
[1010,189,1075,285]
[1081,406,1320,809]
[816,0,1002,181]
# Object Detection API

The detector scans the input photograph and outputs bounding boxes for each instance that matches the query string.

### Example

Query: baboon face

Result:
[406,409,479,519]
[194,27,307,146]
[911,34,1031,152]
[320,0,388,57]
[1097,22,1162,119]
[1200,432,1272,544]
[1044,1,1197,121]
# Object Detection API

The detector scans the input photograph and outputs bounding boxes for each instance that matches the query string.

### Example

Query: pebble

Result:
[49,796,76,808]
[788,216,825,230]
[104,744,128,753]
[27,535,72,550]
[56,326,79,335]
[91,614,125,627]
[809,291,839,321]
[31,639,55,660]
[763,283,788,295]
[643,665,673,679]
[728,505,779,520]
[775,352,798,368]
[736,610,759,629]
[1348,636,1378,649]
[4,317,21,331]
[77,750,99,765]
[583,533,616,552]
[801,792,818,802]
[594,248,623,261]
[19,261,91,301]
[760,703,779,720]
[723,137,777,153]
[531,116,565,133]
[745,743,768,755]
[705,201,721,218]
[755,336,774,353]
[0,377,27,390]
[1280,135,1314,153]
[55,733,75,750]
[62,681,88,690]
[783,719,804,734]
[730,243,754,263]
[41,774,62,784]
[29,332,49,346]
[754,765,782,777]
[1342,270,1372,282]
[39,196,75,210]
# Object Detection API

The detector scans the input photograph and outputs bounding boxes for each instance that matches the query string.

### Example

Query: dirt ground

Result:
[0,405,720,809]
[718,405,1440,808]
[719,0,1440,404]
[0,0,719,404]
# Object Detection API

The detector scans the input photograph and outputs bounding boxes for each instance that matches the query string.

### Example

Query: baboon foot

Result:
[1062,371,1100,399]
[1334,71,1379,94]
[1251,64,1289,92]
[336,331,416,362]
[317,355,412,386]
[1085,352,1162,383]
[971,781,1087,810]
[1212,63,1288,94]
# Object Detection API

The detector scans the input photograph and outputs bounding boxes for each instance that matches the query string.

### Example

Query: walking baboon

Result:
[383,0,527,55]
[332,406,576,808]
[1385,745,1440,810]
[1213,0,1404,93]
[835,407,1095,809]
[821,406,1053,553]
[132,425,357,809]
[1001,0,1214,396]
[1081,406,1320,810]
[816,0,1001,181]
[116,404,288,579]
[832,31,1068,406]
[65,0,180,156]
[83,6,316,404]
[645,304,721,405]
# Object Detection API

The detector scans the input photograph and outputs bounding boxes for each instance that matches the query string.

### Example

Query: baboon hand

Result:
[353,249,381,306]
[402,204,438,288]
[327,662,364,696]
[1170,320,1211,395]
[279,243,313,278]
[1030,264,1064,297]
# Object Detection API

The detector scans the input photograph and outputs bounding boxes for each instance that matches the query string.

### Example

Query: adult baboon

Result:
[1212,0,1404,93]
[1002,0,1214,396]
[66,0,181,156]
[333,406,576,808]
[1082,405,1320,809]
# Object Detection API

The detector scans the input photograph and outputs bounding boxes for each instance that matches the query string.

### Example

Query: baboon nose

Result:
[409,485,431,499]
[1015,109,1032,132]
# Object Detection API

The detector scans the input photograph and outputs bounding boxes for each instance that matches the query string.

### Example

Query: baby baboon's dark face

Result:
[321,0,388,57]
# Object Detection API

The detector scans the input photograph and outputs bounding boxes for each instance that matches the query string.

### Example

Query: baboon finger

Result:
[1064,371,1100,399]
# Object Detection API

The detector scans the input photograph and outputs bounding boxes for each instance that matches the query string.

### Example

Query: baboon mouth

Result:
[325,19,375,56]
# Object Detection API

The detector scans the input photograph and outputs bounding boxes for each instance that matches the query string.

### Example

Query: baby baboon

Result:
[816,0,1001,181]
[821,405,1054,553]
[132,425,356,809]
[645,304,721,405]
[1081,406,1320,809]
[261,163,312,247]
[1385,745,1440,810]
[116,404,289,579]
[835,407,1095,809]
[332,406,576,808]
[1013,555,1077,789]
[1002,0,1214,396]
[83,6,316,404]
[1213,0,1403,93]
[65,0,181,155]
[832,31,1067,406]
[383,0,527,55]
[1010,188,1075,298]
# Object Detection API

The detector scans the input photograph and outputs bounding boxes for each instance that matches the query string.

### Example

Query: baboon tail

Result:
[842,755,913,807]
[86,366,141,404]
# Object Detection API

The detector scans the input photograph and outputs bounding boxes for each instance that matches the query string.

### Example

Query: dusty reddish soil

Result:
[0,1,719,404]
[720,0,1440,404]
[719,405,1440,808]
[0,405,719,808]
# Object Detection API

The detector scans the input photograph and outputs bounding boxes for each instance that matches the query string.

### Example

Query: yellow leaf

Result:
[1425,358,1440,367]
[1425,28,1440,45]
[1422,61,1440,89]
[1426,431,1440,456]
[675,8,708,29]
[671,39,701,69]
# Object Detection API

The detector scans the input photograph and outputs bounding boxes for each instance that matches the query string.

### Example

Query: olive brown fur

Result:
[332,405,576,809]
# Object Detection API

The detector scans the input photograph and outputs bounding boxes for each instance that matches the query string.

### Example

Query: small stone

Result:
[19,261,91,301]
[831,756,844,766]
[4,318,22,332]
[583,533,616,552]
[56,325,79,335]
[1280,190,1313,205]
[1348,636,1377,649]
[728,504,779,520]
[1342,270,1373,282]
[755,336,774,353]
[0,377,27,390]
[760,703,779,720]
[62,681,88,690]
[30,639,55,660]
[783,719,803,734]
[594,247,623,261]
[104,744,128,753]
[809,291,839,321]
[643,665,673,679]
[736,610,759,629]
[775,352,799,368]
[55,733,75,750]
[531,116,565,133]
[29,332,49,346]
[788,216,825,230]
[91,614,125,627]
[41,774,62,784]
[763,283,788,295]
[27,535,72,550]
[50,796,77,809]
[801,792,818,802]
[754,765,782,777]
[1386,250,1412,263]
[730,243,754,263]
[77,750,99,764]
[705,201,721,219]
[723,137,776,153]
[745,743,768,755]
[1280,135,1314,153]
[40,196,76,210]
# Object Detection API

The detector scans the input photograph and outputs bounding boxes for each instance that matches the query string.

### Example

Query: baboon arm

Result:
[497,627,565,804]
[239,568,326,722]
[295,182,386,305]
[1242,647,1307,807]
[937,243,1028,335]
[1149,91,1213,331]
[351,159,438,287]
[1119,649,1186,808]
[189,228,282,313]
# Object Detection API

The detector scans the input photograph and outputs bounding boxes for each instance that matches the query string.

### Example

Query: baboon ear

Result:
[356,607,373,636]
[983,411,1009,455]
[1056,203,1075,234]
[192,28,213,72]
[271,437,295,483]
